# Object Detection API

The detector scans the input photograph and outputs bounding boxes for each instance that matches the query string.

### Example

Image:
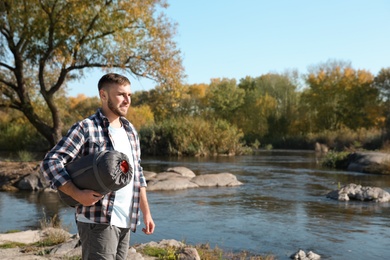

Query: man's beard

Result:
[108,98,127,117]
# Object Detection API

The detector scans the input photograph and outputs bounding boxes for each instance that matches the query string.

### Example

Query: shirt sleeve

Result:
[40,122,86,189]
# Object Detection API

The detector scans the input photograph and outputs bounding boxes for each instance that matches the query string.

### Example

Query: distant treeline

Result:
[1,60,390,156]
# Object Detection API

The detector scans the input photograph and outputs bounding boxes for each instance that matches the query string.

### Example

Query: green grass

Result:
[17,150,36,162]
[138,243,275,260]
[4,229,21,234]
[0,241,26,249]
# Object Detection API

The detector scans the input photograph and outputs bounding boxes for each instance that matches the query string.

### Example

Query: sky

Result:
[67,0,390,97]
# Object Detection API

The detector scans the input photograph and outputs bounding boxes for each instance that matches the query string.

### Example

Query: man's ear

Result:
[99,89,107,101]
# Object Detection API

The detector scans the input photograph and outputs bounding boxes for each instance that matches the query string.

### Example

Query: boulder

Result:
[191,173,243,187]
[290,249,321,260]
[147,177,199,191]
[346,152,390,174]
[143,171,157,180]
[314,142,328,154]
[154,171,183,181]
[178,247,201,260]
[16,172,44,191]
[327,183,390,202]
[166,167,196,178]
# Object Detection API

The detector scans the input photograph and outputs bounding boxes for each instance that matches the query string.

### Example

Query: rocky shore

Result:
[0,228,322,260]
[0,228,193,260]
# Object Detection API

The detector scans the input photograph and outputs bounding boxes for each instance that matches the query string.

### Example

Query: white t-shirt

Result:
[76,125,135,228]
[108,125,134,228]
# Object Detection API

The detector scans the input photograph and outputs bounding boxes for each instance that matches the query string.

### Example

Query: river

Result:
[1,150,390,259]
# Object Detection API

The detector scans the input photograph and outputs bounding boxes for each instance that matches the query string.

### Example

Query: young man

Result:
[41,73,155,259]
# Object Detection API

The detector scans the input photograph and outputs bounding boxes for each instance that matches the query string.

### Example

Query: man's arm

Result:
[139,187,155,235]
[59,181,103,206]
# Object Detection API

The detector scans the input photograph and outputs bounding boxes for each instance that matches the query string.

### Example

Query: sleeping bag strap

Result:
[93,151,110,193]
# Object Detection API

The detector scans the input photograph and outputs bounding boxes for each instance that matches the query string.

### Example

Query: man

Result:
[40,73,155,260]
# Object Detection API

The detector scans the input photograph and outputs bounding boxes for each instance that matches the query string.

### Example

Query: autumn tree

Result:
[65,94,100,128]
[301,60,382,132]
[0,0,183,147]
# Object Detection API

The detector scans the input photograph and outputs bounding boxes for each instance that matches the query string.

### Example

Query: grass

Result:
[4,229,20,233]
[0,241,26,249]
[137,242,275,260]
[140,245,178,259]
[17,150,36,162]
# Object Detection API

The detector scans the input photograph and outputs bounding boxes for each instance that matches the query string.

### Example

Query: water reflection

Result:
[1,150,390,259]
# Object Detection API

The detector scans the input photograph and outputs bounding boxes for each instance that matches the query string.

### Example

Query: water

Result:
[1,150,390,259]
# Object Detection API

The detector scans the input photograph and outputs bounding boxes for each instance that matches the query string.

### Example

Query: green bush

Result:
[0,122,48,151]
[140,116,247,156]
[321,151,350,168]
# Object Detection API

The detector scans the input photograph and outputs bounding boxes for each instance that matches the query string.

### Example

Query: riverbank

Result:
[0,228,276,260]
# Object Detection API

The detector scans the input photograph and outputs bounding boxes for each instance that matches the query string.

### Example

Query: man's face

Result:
[105,83,131,117]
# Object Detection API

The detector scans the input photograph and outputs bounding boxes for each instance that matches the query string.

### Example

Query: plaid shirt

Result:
[40,109,146,232]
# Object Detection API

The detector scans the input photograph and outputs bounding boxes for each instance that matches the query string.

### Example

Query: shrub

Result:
[321,151,350,168]
[140,116,247,156]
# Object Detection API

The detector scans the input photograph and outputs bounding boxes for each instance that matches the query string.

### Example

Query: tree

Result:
[301,60,382,132]
[373,67,390,101]
[373,67,390,134]
[206,78,245,121]
[236,74,299,144]
[0,0,183,147]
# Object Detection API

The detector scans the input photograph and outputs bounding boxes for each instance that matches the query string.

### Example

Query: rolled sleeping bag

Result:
[58,150,133,207]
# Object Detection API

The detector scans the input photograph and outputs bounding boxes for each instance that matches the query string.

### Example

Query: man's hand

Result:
[142,214,155,235]
[59,181,103,206]
[75,189,104,206]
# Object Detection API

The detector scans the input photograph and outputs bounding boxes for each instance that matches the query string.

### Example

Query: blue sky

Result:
[67,0,390,97]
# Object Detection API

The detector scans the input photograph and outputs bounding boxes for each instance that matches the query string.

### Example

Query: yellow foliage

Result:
[69,94,88,109]
[187,83,208,98]
[126,105,154,130]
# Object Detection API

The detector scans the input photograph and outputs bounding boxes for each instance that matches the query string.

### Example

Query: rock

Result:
[154,171,183,181]
[327,183,390,202]
[16,172,44,191]
[191,173,243,187]
[0,230,44,245]
[346,152,390,174]
[307,251,321,260]
[0,161,48,191]
[314,142,328,154]
[147,177,199,191]
[166,167,196,178]
[127,247,146,260]
[50,236,81,256]
[143,171,157,180]
[290,249,321,260]
[178,247,200,260]
[137,239,185,249]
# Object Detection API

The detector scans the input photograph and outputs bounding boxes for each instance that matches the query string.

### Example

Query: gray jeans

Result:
[77,222,131,260]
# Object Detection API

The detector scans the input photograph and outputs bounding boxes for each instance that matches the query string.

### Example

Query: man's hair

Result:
[98,73,131,91]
